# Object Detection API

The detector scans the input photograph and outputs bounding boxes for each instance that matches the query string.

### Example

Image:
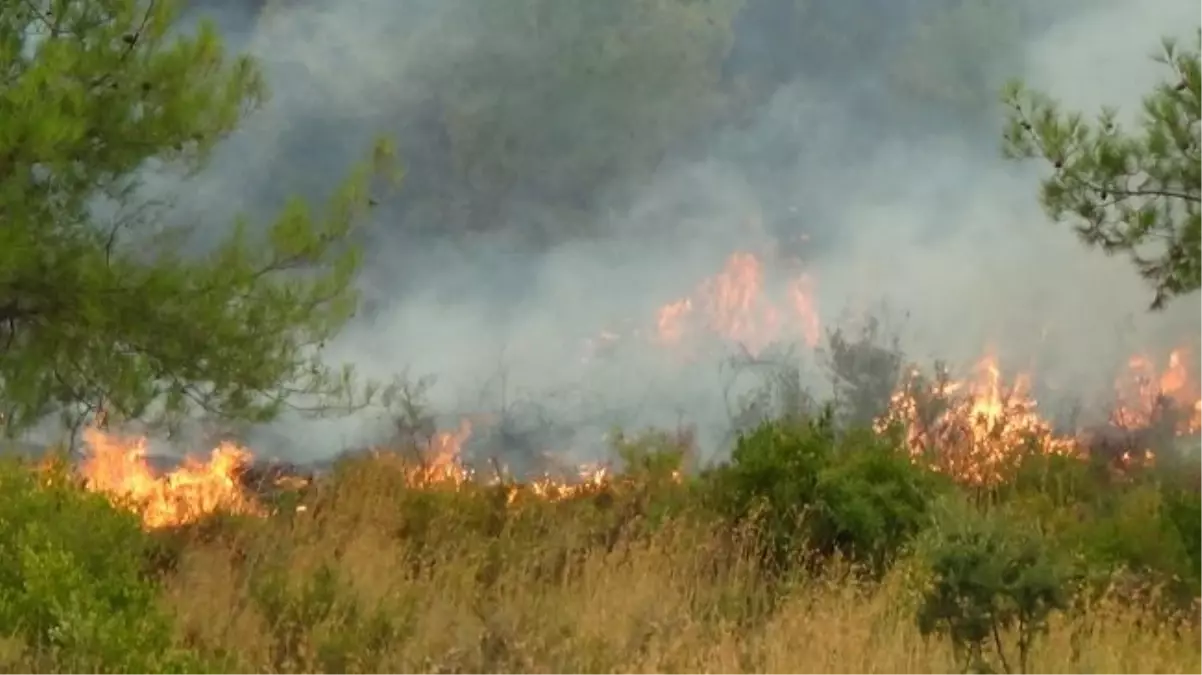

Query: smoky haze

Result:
[155,0,1200,465]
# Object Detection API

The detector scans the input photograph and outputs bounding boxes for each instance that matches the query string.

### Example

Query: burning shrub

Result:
[703,410,944,574]
[0,456,208,673]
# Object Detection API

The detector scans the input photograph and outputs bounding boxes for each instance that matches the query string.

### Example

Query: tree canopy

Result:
[1003,35,1201,310]
[0,0,395,437]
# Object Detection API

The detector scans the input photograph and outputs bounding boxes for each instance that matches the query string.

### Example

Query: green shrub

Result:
[1077,484,1193,581]
[608,427,700,527]
[998,451,1201,601]
[0,457,207,673]
[916,502,1075,674]
[810,427,945,572]
[999,451,1113,508]
[1161,484,1202,595]
[704,410,941,574]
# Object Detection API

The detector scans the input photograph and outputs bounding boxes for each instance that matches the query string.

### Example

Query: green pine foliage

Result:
[1003,35,1201,309]
[0,0,399,436]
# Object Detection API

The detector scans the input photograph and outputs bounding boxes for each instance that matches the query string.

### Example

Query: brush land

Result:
[4,398,1201,673]
[1,0,1200,673]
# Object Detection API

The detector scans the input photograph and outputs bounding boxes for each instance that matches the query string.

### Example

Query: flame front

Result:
[875,353,1078,485]
[79,427,260,528]
[876,347,1200,485]
[77,417,631,528]
[77,344,1200,526]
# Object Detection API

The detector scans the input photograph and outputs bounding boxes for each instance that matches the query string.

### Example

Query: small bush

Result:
[810,426,945,573]
[0,456,207,673]
[1161,484,1202,594]
[916,502,1074,674]
[1000,451,1201,602]
[252,563,404,673]
[704,410,941,573]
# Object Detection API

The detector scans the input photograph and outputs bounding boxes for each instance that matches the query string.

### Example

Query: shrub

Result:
[0,456,207,673]
[999,451,1201,601]
[810,427,945,572]
[1160,484,1202,595]
[916,502,1074,674]
[1081,484,1192,576]
[251,563,405,673]
[704,410,941,574]
[608,427,699,525]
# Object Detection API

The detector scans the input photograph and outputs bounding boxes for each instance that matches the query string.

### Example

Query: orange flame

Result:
[79,427,260,528]
[77,416,632,528]
[404,418,475,486]
[1112,349,1201,434]
[653,251,821,355]
[877,347,1200,485]
[876,352,1078,485]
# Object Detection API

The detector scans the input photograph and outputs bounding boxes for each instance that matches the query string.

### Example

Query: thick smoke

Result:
[154,0,1198,464]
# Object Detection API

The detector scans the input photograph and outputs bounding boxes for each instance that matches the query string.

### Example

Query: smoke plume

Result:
[149,0,1200,465]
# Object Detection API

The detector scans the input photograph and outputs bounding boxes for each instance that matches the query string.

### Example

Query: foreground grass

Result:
[145,456,1200,674]
[164,529,1201,673]
[2,441,1202,672]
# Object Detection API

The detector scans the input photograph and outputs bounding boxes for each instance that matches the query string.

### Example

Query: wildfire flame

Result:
[71,341,1202,526]
[79,427,260,528]
[876,348,1200,485]
[653,251,821,355]
[875,352,1078,485]
[62,230,1199,525]
[75,416,624,529]
[1112,349,1202,434]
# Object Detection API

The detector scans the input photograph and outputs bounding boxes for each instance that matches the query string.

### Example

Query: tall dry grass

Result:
[155,454,1201,673]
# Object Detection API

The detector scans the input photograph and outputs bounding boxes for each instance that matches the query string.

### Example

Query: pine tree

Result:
[1003,35,1201,310]
[0,0,398,435]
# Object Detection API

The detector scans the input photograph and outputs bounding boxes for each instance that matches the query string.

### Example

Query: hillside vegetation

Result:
[3,401,1201,672]
[0,1,1199,672]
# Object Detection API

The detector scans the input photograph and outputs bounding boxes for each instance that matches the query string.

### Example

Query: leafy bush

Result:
[1160,483,1202,595]
[998,451,1201,601]
[1073,484,1195,592]
[0,456,207,673]
[916,503,1074,674]
[822,315,906,427]
[703,410,942,574]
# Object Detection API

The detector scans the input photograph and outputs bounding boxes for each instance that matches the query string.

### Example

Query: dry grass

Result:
[155,455,1201,674]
